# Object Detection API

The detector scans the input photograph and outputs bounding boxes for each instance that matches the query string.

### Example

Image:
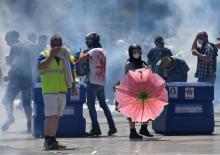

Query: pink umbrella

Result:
[115,68,168,122]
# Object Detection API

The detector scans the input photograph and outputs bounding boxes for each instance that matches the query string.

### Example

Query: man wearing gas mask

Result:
[191,32,218,84]
[78,32,117,136]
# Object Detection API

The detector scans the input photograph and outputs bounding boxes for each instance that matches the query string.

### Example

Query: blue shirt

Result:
[155,57,189,82]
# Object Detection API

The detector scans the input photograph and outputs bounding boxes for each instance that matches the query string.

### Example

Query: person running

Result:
[1,30,32,132]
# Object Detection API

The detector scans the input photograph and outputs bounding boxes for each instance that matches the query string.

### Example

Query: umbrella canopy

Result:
[115,68,168,122]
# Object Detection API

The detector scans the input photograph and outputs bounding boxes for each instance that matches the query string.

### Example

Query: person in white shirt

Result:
[79,32,117,136]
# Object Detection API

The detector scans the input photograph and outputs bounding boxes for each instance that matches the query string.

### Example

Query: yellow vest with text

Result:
[40,48,67,94]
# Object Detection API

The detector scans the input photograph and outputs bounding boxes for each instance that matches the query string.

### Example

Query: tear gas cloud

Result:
[0,0,220,103]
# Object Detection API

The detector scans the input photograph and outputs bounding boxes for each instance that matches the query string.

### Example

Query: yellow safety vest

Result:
[39,48,67,94]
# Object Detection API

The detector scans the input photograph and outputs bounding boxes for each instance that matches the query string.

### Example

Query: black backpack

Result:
[75,50,90,76]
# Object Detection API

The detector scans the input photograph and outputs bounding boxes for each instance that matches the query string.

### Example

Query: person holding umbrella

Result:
[123,44,153,139]
[115,44,168,140]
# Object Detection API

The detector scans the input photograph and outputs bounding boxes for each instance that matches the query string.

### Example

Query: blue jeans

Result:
[86,83,115,129]
[197,74,216,85]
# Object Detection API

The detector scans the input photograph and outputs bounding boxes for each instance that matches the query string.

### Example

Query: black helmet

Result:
[85,32,101,48]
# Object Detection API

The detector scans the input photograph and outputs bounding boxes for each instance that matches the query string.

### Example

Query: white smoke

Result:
[0,0,220,103]
[163,0,220,81]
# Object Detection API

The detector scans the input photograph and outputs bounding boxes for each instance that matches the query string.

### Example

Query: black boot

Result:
[108,122,117,136]
[108,127,117,136]
[129,128,143,139]
[51,137,66,149]
[86,126,102,136]
[44,136,56,150]
[139,125,153,137]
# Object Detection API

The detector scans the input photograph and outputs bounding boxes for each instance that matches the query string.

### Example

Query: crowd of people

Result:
[0,30,219,150]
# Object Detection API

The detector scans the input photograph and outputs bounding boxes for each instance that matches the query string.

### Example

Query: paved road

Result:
[0,104,220,155]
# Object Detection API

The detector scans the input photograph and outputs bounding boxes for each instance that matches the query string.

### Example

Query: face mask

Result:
[197,39,203,45]
[133,53,140,59]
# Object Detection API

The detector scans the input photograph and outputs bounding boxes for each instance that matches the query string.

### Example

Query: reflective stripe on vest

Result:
[40,69,64,75]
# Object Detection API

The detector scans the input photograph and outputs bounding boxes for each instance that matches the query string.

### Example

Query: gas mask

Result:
[133,53,140,59]
[197,39,203,45]
[85,32,100,49]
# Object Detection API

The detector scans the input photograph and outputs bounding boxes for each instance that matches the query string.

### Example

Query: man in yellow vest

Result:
[38,35,77,150]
